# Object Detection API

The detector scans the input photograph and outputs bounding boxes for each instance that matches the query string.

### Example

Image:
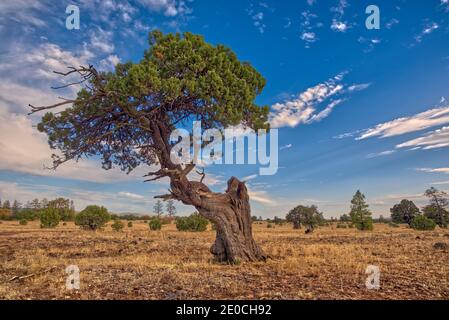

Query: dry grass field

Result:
[1,220,449,300]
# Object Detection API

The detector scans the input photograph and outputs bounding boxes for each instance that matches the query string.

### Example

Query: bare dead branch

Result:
[196,167,206,183]
[28,100,75,115]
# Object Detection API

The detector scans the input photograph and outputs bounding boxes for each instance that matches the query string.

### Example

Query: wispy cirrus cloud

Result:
[416,167,449,174]
[356,106,449,140]
[269,73,370,128]
[396,126,449,150]
[414,22,439,43]
[385,18,399,29]
[358,37,382,52]
[432,180,449,185]
[118,191,145,200]
[280,144,293,150]
[366,150,396,159]
[247,189,277,206]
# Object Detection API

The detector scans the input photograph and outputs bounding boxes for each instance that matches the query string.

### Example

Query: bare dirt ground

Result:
[1,220,449,300]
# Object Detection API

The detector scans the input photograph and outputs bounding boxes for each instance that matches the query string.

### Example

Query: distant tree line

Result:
[282,187,449,233]
[0,196,181,233]
[0,197,75,221]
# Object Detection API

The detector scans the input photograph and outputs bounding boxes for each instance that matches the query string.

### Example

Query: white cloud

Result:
[0,43,92,87]
[118,191,145,200]
[89,28,115,54]
[348,83,371,92]
[307,99,345,123]
[299,11,321,48]
[331,20,348,32]
[247,2,272,34]
[301,31,316,43]
[247,189,277,206]
[187,170,224,186]
[270,74,344,128]
[432,180,449,185]
[366,150,396,159]
[358,37,382,52]
[0,181,159,214]
[357,106,449,140]
[414,22,439,43]
[385,18,399,29]
[252,12,266,34]
[331,0,348,16]
[242,174,258,181]
[138,0,190,17]
[99,54,121,71]
[0,0,48,28]
[280,144,293,150]
[330,0,350,33]
[441,0,449,11]
[333,129,367,139]
[417,167,449,174]
[373,192,427,203]
[396,126,449,150]
[0,41,151,184]
[0,108,151,183]
[270,73,369,128]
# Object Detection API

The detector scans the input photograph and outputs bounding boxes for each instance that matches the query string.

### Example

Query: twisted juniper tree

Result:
[30,31,269,263]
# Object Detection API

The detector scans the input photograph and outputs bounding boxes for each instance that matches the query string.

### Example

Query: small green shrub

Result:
[63,222,67,226]
[127,221,133,228]
[336,223,347,229]
[111,220,124,232]
[19,219,28,226]
[176,213,208,232]
[75,205,110,231]
[410,215,437,231]
[149,218,162,231]
[40,208,60,228]
[267,223,274,229]
[354,218,373,231]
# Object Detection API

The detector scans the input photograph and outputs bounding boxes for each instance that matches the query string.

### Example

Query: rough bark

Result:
[167,175,267,263]
[150,122,267,263]
[200,178,267,263]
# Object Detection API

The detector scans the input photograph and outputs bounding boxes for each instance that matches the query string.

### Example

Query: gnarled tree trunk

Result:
[197,178,267,263]
[149,122,267,263]
[162,174,267,263]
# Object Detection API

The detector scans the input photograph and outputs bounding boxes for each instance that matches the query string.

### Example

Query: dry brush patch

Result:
[0,221,448,300]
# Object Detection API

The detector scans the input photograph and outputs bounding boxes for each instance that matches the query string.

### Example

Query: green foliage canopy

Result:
[410,215,437,231]
[176,212,209,232]
[40,208,60,228]
[36,31,269,174]
[349,190,373,231]
[390,199,420,225]
[75,205,110,231]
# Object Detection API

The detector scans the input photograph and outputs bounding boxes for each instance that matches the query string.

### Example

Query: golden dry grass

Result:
[1,220,448,300]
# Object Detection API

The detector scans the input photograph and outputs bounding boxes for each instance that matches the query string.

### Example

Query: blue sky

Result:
[1,0,449,218]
